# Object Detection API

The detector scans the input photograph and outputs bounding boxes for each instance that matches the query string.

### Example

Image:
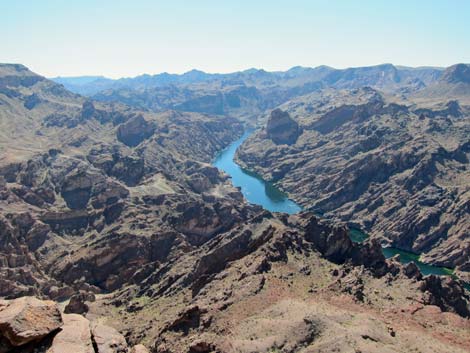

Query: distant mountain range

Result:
[50,63,470,123]
[51,64,449,96]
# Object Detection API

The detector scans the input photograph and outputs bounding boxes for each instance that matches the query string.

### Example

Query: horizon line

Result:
[4,61,468,81]
[44,62,467,81]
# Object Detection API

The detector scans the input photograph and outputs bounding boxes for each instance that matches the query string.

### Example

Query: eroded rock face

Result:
[301,214,388,276]
[0,297,62,346]
[117,115,154,147]
[302,215,353,263]
[419,275,470,317]
[24,220,50,251]
[61,172,93,209]
[81,100,97,119]
[266,108,300,145]
[236,87,470,277]
[0,215,63,299]
[109,155,145,186]
[41,209,90,234]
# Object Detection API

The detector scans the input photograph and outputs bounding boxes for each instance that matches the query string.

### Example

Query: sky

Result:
[1,0,470,78]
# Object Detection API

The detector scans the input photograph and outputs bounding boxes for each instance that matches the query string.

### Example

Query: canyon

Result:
[236,65,470,283]
[0,63,469,352]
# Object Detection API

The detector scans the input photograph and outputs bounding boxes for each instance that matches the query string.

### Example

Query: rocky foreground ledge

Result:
[0,296,149,353]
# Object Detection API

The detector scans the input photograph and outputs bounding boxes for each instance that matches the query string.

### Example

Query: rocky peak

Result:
[0,64,45,88]
[445,100,462,116]
[440,63,470,84]
[266,108,300,145]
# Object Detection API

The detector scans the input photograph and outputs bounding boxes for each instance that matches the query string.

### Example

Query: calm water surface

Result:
[213,131,301,214]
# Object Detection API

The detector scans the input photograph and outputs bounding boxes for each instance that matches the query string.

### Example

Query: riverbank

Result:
[214,130,470,290]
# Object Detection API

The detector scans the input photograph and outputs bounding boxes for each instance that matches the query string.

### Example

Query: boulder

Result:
[266,109,300,145]
[189,339,215,352]
[131,344,150,353]
[91,322,129,353]
[46,314,94,353]
[64,291,96,314]
[0,297,62,346]
[46,285,76,302]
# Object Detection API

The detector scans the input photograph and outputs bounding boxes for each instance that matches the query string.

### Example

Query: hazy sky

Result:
[2,0,469,78]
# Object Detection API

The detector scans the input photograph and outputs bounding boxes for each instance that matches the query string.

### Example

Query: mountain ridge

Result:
[53,63,470,125]
[50,63,450,96]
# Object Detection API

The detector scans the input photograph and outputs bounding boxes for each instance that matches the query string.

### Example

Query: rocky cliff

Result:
[237,87,470,281]
[266,109,301,145]
[0,64,247,300]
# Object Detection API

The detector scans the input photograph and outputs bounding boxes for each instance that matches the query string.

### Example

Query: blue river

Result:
[213,131,301,214]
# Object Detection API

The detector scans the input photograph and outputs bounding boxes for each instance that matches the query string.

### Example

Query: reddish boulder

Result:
[0,297,62,346]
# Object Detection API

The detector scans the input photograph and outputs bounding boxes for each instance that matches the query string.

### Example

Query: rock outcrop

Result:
[0,297,149,353]
[117,115,154,147]
[419,275,470,317]
[131,345,150,353]
[266,108,300,145]
[64,291,96,314]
